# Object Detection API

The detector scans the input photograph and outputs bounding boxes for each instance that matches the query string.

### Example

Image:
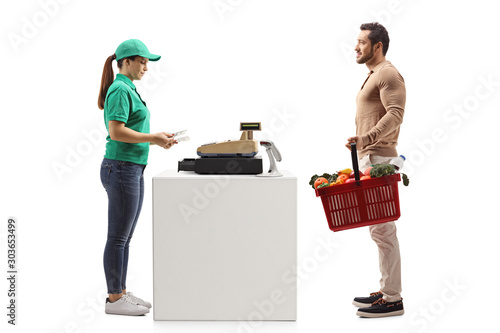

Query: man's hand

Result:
[345,136,364,151]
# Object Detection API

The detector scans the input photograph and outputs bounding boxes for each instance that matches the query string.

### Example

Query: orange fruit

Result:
[337,174,349,182]
[314,177,329,189]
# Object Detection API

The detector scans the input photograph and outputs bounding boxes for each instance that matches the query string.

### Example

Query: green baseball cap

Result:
[115,39,161,62]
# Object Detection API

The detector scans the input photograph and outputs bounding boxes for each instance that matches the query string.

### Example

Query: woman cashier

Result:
[97,39,176,316]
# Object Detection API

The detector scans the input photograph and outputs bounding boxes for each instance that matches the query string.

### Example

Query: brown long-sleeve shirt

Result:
[356,60,405,158]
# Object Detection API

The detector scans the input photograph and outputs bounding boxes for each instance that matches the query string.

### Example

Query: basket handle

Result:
[350,142,361,183]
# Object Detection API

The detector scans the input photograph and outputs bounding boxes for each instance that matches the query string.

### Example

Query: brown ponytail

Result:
[98,54,117,110]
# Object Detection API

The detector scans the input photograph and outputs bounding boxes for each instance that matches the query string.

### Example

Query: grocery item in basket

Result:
[314,177,329,189]
[309,173,338,189]
[338,168,353,175]
[370,163,409,186]
[390,155,406,171]
[370,164,396,178]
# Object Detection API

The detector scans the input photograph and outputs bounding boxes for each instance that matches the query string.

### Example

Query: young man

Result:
[346,22,406,318]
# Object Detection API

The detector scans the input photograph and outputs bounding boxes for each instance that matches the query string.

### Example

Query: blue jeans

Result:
[100,158,146,294]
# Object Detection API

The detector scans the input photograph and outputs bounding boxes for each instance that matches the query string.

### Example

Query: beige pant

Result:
[359,154,402,302]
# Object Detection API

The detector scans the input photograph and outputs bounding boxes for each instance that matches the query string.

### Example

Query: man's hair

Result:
[360,22,390,56]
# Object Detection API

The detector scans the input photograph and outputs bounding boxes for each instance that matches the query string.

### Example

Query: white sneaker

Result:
[126,292,152,309]
[105,294,149,316]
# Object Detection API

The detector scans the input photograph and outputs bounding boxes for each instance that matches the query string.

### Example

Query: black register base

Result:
[178,156,263,174]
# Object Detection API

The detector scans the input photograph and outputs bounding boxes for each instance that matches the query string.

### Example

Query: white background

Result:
[1,0,498,332]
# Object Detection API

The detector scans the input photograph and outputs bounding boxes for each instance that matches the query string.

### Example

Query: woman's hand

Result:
[152,132,177,149]
[108,121,177,149]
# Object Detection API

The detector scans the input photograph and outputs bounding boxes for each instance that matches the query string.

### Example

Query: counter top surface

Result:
[154,169,295,179]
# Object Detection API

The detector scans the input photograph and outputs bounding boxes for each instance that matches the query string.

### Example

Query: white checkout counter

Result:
[152,170,297,320]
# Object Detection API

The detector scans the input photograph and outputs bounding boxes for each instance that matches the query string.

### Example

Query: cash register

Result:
[178,122,264,175]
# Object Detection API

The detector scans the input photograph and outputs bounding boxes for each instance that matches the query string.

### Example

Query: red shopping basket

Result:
[315,143,402,232]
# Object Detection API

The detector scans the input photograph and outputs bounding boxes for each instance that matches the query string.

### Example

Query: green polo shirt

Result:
[103,74,150,165]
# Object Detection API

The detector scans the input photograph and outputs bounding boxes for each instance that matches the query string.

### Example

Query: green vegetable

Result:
[369,164,396,178]
[316,183,330,189]
[326,173,338,184]
[309,173,338,188]
[402,173,410,186]
[369,163,410,186]
[309,174,320,188]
